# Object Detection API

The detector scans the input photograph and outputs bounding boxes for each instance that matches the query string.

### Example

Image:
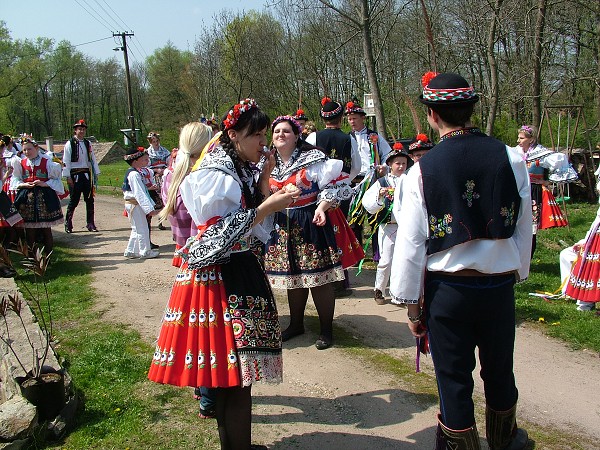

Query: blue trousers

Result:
[425,272,519,430]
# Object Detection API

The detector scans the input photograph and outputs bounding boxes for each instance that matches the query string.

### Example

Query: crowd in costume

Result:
[1,62,594,450]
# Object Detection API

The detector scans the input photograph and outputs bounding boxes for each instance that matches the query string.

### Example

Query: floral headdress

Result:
[519,125,534,137]
[271,115,303,135]
[409,133,435,152]
[124,146,146,161]
[223,98,259,130]
[147,131,160,139]
[20,134,37,146]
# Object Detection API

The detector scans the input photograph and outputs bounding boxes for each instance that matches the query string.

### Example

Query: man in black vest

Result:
[62,120,101,233]
[391,73,532,450]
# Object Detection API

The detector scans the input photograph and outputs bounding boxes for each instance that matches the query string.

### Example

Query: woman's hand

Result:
[260,189,295,215]
[259,148,276,196]
[312,201,331,226]
[32,180,48,187]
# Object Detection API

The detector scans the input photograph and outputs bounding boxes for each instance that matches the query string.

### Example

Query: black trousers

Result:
[67,170,94,224]
[425,272,518,430]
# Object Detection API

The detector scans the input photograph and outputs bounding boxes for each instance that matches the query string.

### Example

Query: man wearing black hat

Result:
[307,97,360,296]
[391,72,532,450]
[62,119,101,233]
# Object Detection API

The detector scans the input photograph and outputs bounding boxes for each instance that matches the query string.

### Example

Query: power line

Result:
[73,0,114,33]
[73,36,114,48]
[91,0,123,31]
[99,0,131,31]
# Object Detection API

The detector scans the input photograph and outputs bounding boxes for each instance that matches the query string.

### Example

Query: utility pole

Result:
[113,32,136,148]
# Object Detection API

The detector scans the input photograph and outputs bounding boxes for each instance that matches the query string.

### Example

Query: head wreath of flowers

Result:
[20,134,37,146]
[421,71,476,102]
[409,133,434,151]
[124,146,146,161]
[271,115,303,134]
[520,125,534,136]
[223,98,258,130]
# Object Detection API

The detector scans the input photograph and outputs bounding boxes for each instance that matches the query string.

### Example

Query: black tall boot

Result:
[85,202,97,231]
[65,208,73,233]
[435,414,481,450]
[486,403,529,450]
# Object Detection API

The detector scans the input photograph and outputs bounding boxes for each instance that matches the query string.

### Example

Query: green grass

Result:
[19,196,599,448]
[97,160,130,189]
[515,201,600,352]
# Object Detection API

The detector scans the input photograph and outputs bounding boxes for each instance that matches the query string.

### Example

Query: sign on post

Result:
[363,93,375,117]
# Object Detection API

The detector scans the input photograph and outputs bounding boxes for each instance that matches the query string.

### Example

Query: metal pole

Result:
[114,32,136,148]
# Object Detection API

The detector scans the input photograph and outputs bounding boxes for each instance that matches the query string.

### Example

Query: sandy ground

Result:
[54,194,600,449]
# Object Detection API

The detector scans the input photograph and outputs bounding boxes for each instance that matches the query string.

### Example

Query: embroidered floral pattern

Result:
[429,213,453,239]
[462,180,480,207]
[500,202,516,226]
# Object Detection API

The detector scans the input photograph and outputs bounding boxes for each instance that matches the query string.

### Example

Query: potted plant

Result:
[0,241,65,420]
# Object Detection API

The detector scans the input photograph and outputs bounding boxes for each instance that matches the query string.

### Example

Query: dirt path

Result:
[55,194,600,449]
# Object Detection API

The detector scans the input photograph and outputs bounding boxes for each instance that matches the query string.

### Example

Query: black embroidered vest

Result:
[122,167,138,192]
[419,131,521,255]
[69,137,90,163]
[315,128,353,174]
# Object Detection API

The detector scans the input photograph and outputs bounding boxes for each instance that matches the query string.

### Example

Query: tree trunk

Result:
[360,0,387,139]
[532,0,547,132]
[485,0,503,136]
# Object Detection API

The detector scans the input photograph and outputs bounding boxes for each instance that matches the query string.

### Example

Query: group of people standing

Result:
[141,70,590,450]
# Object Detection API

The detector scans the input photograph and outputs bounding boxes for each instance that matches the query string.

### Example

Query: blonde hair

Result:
[159,122,212,223]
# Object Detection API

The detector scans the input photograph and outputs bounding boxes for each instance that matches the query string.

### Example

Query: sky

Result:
[1,0,268,62]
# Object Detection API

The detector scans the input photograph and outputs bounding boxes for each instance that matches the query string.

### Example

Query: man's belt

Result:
[70,168,90,175]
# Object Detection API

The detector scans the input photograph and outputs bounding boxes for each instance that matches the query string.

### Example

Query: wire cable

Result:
[73,0,114,33]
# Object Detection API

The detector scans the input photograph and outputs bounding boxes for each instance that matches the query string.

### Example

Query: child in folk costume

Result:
[122,147,160,259]
[561,166,600,311]
[264,115,359,350]
[11,137,64,254]
[363,144,412,305]
[147,99,295,450]
[516,125,577,257]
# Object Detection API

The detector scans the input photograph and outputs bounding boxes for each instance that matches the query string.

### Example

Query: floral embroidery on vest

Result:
[429,213,453,239]
[462,180,480,207]
[500,203,517,226]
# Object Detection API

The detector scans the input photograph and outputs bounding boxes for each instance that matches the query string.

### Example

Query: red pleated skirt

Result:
[327,207,364,269]
[147,263,241,388]
[539,187,568,229]
[565,223,600,303]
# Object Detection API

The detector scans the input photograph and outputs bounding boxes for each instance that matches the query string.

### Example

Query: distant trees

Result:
[0,0,597,149]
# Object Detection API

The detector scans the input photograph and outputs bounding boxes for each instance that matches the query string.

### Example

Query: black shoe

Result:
[281,327,304,342]
[65,223,73,233]
[315,334,333,350]
[150,242,159,249]
[198,405,216,419]
[374,289,386,305]
[250,445,268,450]
[86,223,98,232]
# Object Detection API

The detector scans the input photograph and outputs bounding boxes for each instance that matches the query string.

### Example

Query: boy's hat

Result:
[408,133,435,153]
[293,109,308,121]
[419,72,479,106]
[319,97,343,120]
[386,142,412,168]
[124,146,146,162]
[73,119,87,129]
[344,101,366,116]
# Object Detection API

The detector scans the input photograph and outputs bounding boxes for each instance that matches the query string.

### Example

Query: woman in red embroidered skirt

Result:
[147,99,296,450]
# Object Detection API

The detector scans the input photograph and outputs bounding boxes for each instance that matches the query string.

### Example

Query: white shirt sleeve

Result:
[305,159,345,189]
[45,160,65,194]
[62,141,72,177]
[125,171,155,215]
[363,179,384,215]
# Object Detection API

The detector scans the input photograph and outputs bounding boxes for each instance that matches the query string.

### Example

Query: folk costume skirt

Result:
[565,222,600,303]
[265,203,346,289]
[327,207,364,268]
[148,250,283,388]
[13,186,63,228]
[532,184,568,231]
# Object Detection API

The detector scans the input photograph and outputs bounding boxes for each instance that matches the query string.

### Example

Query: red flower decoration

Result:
[321,97,331,106]
[393,142,404,150]
[416,133,428,142]
[296,109,304,115]
[346,101,355,109]
[421,71,439,88]
[369,134,379,144]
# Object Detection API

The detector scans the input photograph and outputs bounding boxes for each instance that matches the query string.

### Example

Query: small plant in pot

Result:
[0,241,65,420]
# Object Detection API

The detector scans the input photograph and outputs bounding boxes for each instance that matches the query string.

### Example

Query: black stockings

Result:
[286,283,336,337]
[216,385,252,450]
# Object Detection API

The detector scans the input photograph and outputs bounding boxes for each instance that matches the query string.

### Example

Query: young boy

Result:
[363,143,412,304]
[122,147,160,259]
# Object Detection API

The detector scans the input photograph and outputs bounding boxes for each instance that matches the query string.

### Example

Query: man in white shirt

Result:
[62,119,101,232]
[391,72,531,450]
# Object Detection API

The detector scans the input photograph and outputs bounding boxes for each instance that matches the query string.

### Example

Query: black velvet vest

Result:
[419,131,521,255]
[315,128,353,174]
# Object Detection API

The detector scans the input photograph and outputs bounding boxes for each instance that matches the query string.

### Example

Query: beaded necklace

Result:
[439,127,481,142]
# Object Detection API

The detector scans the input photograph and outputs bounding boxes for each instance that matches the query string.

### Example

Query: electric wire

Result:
[91,0,123,30]
[79,0,118,31]
[73,0,115,33]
